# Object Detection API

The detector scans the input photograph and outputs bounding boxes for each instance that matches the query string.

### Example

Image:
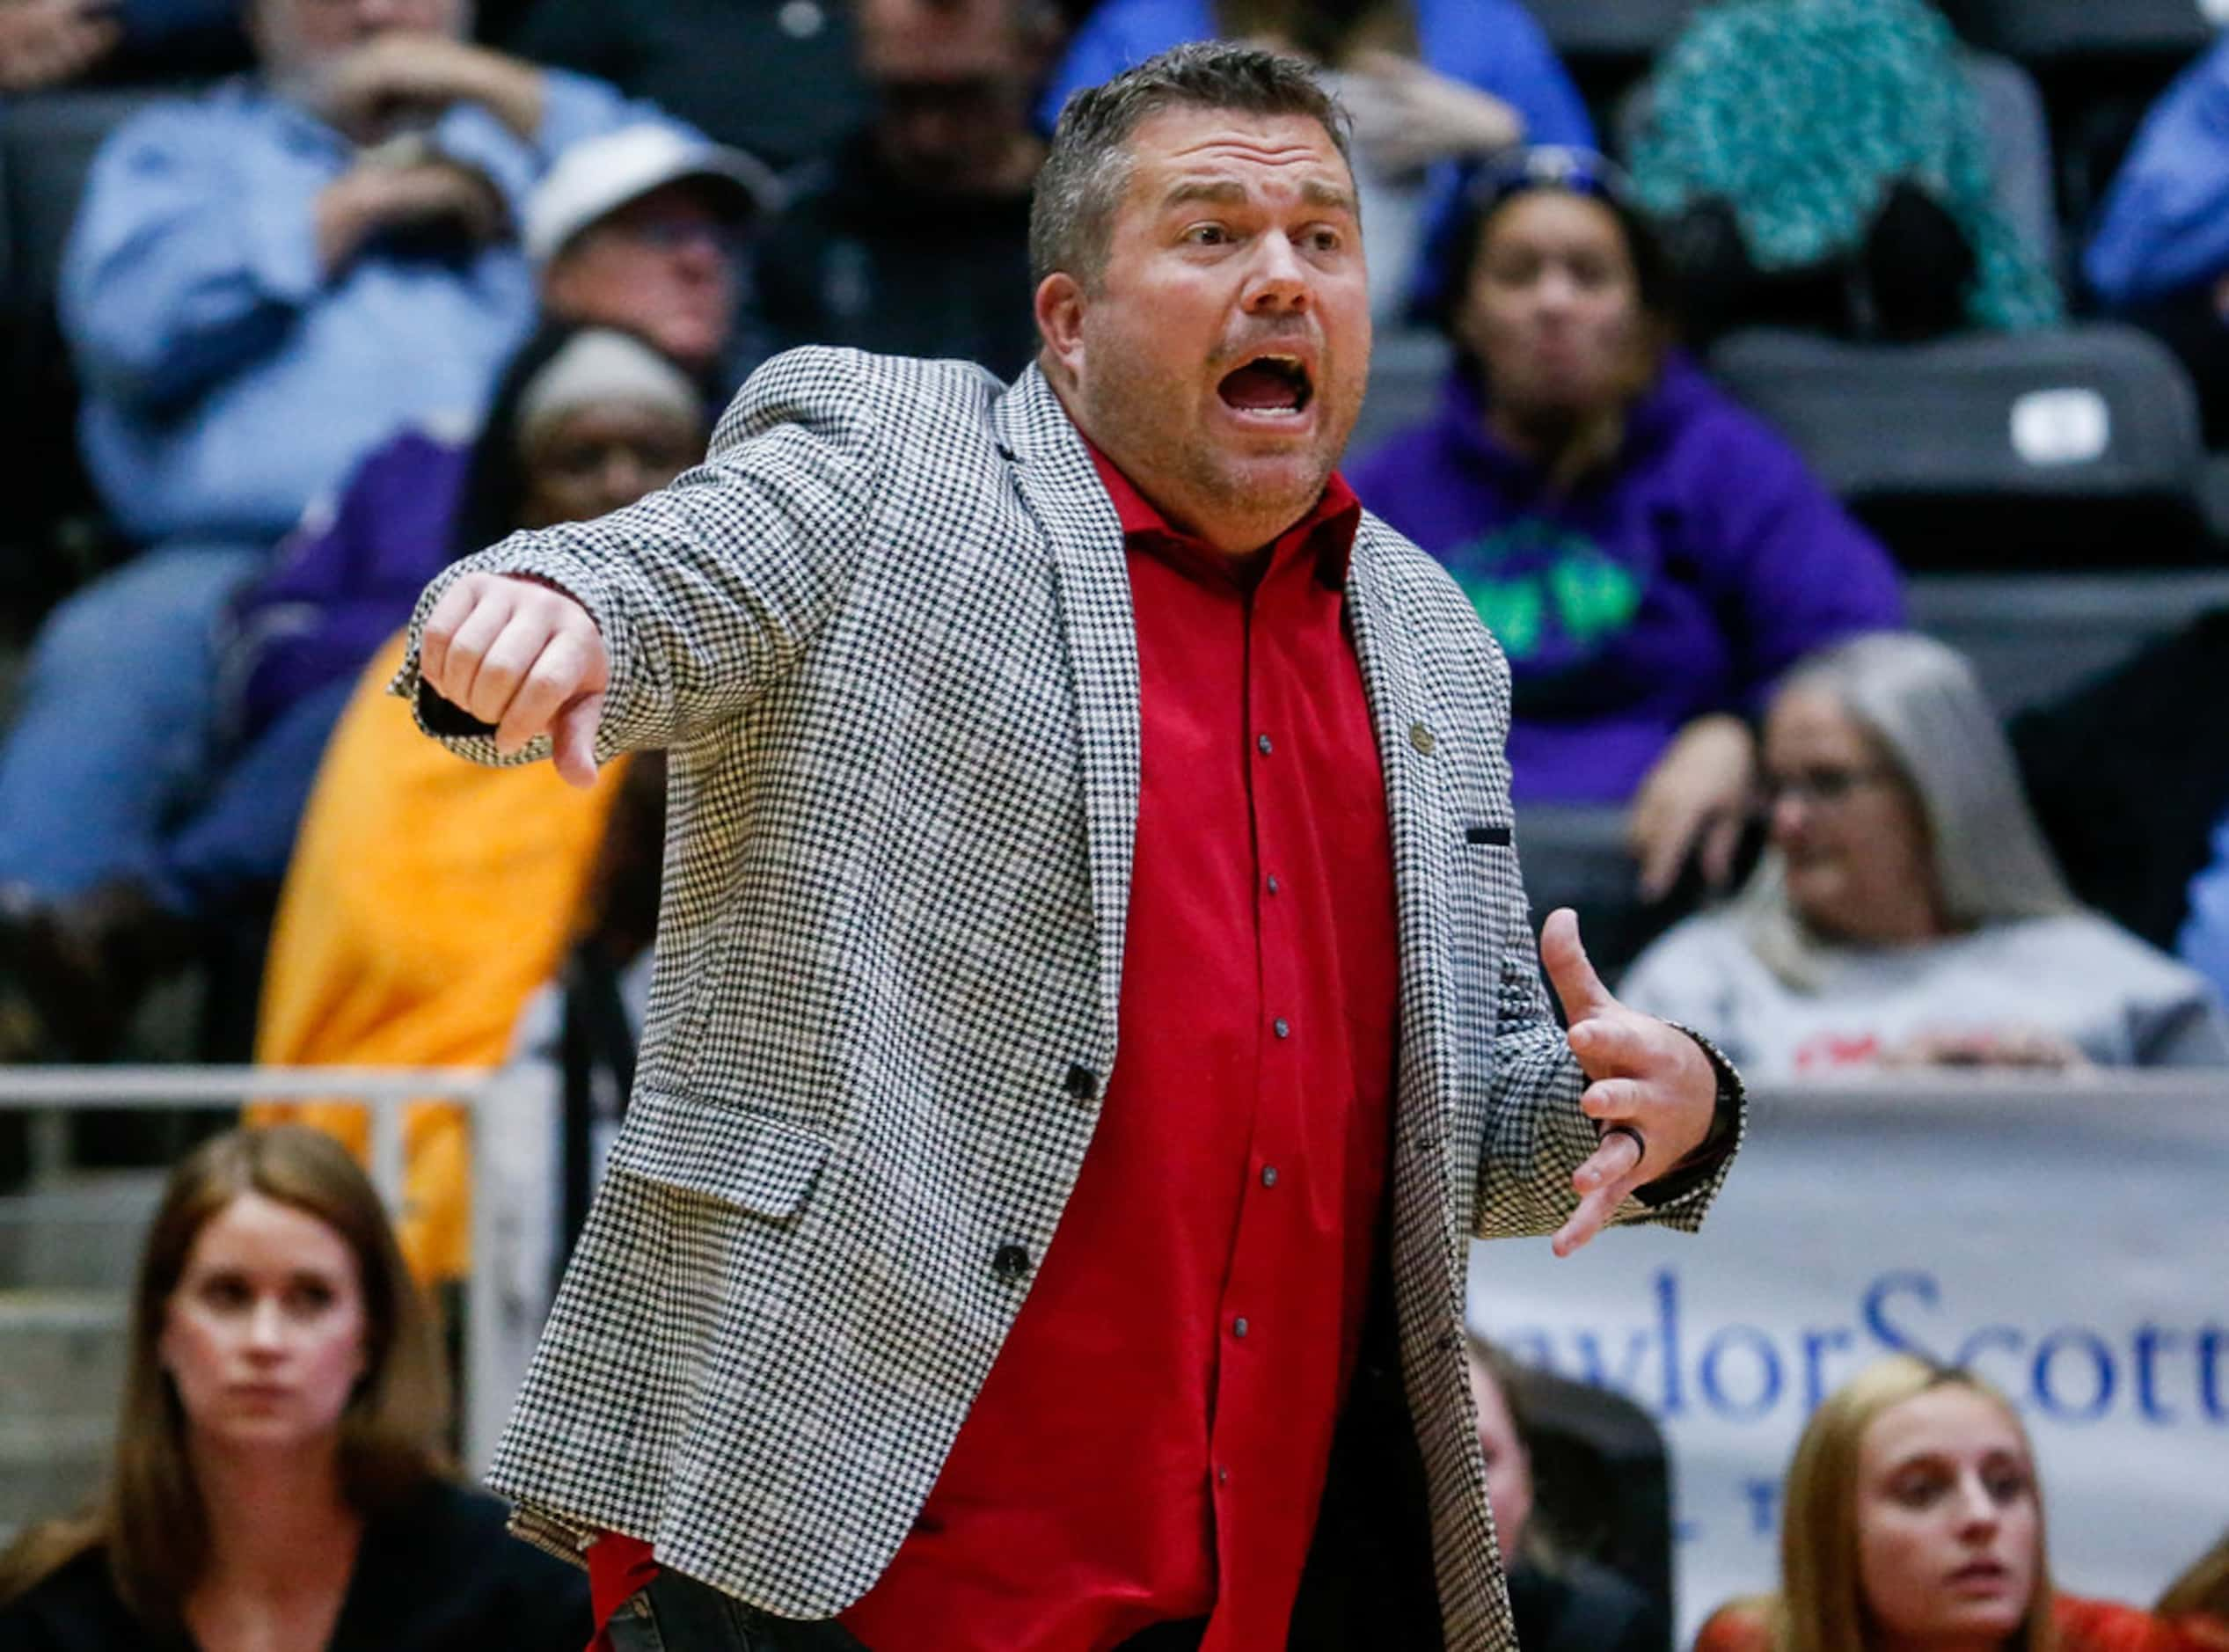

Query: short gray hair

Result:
[1738,632,2077,990]
[1028,40,1354,289]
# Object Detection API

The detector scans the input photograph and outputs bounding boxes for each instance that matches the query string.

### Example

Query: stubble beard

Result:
[1081,351,1337,544]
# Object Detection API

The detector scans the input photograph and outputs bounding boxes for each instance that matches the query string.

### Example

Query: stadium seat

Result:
[1348,327,1451,465]
[1961,0,2212,64]
[1516,805,1703,984]
[1509,1362,1676,1647]
[1708,322,2208,568]
[1524,0,1699,67]
[0,90,165,623]
[1907,569,2229,713]
[1957,0,2213,272]
[1966,50,2060,278]
[1520,0,1700,113]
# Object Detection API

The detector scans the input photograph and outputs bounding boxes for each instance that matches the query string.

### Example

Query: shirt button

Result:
[1265,874,1281,895]
[1261,1166,1278,1188]
[991,1244,1031,1281]
[1233,1317,1249,1338]
[1273,1018,1290,1039]
[1256,734,1274,756]
[1217,1466,1230,1486]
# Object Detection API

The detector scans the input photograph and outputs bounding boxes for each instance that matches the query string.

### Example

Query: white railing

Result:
[0,1068,525,1470]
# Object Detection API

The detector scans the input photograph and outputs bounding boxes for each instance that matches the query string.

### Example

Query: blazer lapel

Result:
[1344,529,1457,1141]
[995,368,1141,1038]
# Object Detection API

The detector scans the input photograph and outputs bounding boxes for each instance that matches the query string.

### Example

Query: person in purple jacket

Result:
[1349,148,1905,902]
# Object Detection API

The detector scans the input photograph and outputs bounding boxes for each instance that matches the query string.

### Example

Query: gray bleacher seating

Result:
[1966,51,2060,278]
[1,89,168,611]
[1708,322,2208,567]
[1514,805,1691,983]
[1507,1360,1675,1648]
[1962,0,2213,64]
[1908,569,2229,714]
[1521,0,1699,67]
[1348,327,1451,466]
[1958,0,2213,242]
[1,90,160,342]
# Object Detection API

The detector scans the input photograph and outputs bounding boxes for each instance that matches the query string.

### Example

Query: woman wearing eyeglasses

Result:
[1349,148,1904,905]
[1619,632,2229,1076]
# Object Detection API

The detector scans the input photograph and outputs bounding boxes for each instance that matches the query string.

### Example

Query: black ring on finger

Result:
[1601,1122,1647,1165]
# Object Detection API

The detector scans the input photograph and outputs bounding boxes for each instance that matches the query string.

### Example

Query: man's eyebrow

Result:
[1157,177,1359,215]
[1300,179,1358,213]
[1161,179,1249,209]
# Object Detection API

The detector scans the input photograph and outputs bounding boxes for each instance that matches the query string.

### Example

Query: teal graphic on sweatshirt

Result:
[1443,522,1643,663]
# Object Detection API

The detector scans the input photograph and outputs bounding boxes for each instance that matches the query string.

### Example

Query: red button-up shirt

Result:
[589,454,1401,1652]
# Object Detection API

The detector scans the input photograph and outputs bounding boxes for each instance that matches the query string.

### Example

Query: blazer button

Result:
[1408,721,1436,755]
[992,1244,1032,1281]
[1064,1064,1100,1100]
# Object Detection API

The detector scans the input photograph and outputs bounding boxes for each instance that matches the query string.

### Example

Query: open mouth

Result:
[1217,353,1314,417]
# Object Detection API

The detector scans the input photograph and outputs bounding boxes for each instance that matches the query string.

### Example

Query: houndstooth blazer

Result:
[397,347,1736,1651]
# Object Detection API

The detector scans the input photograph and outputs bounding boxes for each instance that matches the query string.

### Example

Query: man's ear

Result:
[1034,271,1086,384]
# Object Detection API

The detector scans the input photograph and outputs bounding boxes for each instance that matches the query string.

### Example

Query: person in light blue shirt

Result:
[2085,32,2229,447]
[62,0,660,548]
[0,0,677,1033]
[2182,811,2229,1006]
[1035,0,1593,318]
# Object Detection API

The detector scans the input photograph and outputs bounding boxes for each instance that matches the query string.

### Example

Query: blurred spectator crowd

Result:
[1,0,2227,1641]
[0,0,2225,1086]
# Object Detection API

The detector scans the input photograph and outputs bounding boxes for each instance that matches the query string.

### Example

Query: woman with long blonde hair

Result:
[0,1125,588,1649]
[1695,1355,2207,1652]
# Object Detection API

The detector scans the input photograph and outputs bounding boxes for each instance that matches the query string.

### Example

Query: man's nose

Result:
[1242,234,1313,313]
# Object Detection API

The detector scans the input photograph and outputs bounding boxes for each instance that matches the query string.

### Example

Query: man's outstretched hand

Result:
[420,573,608,788]
[1539,907,1717,1258]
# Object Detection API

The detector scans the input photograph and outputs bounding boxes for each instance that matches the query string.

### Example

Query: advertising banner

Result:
[1469,1079,2229,1645]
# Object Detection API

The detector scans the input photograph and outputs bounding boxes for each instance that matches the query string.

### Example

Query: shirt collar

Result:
[1083,440,1362,593]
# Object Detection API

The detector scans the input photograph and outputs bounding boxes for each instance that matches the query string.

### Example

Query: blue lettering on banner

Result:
[2033,1328,2115,1423]
[1742,1480,1780,1537]
[1699,1325,1782,1421]
[2135,1326,2181,1424]
[1863,1271,1940,1362]
[1487,1268,2229,1433]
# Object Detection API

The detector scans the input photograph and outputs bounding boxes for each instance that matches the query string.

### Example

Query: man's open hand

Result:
[1539,907,1717,1257]
[420,573,608,788]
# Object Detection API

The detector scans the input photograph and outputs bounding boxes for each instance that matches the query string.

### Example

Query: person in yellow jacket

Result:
[252,324,711,1283]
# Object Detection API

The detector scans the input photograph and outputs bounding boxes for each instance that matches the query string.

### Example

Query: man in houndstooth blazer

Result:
[400,42,1742,1652]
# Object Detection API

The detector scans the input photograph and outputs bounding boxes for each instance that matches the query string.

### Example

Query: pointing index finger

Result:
[1540,906,1615,1025]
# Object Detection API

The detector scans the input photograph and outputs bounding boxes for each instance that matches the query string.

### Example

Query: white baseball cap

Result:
[527,124,784,265]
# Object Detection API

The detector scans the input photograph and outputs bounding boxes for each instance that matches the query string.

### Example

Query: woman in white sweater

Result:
[1619,633,2229,1077]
